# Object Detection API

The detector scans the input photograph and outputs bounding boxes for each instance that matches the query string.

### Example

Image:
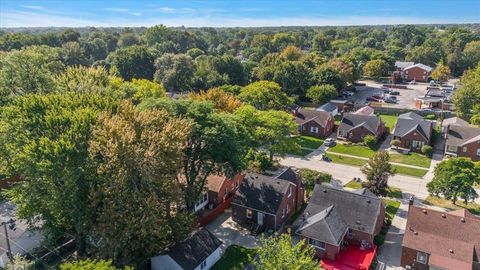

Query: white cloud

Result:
[0,10,474,28]
[20,5,44,10]
[157,7,176,13]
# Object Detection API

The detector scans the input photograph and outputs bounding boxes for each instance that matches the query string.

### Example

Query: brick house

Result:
[401,206,480,270]
[395,61,415,71]
[402,63,433,82]
[445,124,480,161]
[337,113,386,143]
[231,167,304,231]
[392,112,433,151]
[205,173,244,208]
[293,108,334,138]
[293,184,385,260]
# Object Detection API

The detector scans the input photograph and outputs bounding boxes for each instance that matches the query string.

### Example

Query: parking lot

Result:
[347,80,428,110]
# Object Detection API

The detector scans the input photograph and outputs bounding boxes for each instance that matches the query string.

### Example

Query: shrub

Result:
[390,139,401,149]
[421,145,433,157]
[245,149,274,173]
[424,114,436,120]
[363,135,377,149]
[299,168,332,195]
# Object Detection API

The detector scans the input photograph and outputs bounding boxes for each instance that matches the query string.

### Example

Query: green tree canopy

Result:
[306,84,338,104]
[360,151,395,196]
[238,81,293,110]
[431,62,451,82]
[427,158,480,204]
[61,259,132,270]
[154,53,195,92]
[453,64,480,122]
[110,45,155,81]
[362,59,389,78]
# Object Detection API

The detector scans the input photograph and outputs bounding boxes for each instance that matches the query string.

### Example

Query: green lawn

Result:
[386,187,403,199]
[294,136,324,149]
[211,245,257,270]
[327,144,377,158]
[326,153,367,166]
[380,114,398,130]
[390,153,431,168]
[375,199,400,246]
[334,115,342,125]
[423,196,480,215]
[344,180,362,189]
[392,165,428,178]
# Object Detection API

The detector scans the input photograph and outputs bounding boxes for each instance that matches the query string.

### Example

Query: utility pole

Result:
[2,219,15,270]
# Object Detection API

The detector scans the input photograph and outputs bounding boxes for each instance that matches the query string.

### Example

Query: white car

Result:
[409,80,416,85]
[324,138,336,146]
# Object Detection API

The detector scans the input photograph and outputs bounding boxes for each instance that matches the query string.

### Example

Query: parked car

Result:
[384,98,396,104]
[384,95,397,100]
[409,80,416,85]
[421,108,433,112]
[324,138,336,147]
[382,89,392,94]
[344,91,354,97]
[372,95,383,99]
[390,91,400,95]
[366,97,380,102]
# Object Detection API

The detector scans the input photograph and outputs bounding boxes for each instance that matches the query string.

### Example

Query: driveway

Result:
[206,210,260,252]
[376,199,408,270]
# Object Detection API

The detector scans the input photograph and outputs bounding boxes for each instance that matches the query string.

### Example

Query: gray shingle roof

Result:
[442,117,469,128]
[294,184,383,242]
[295,205,347,246]
[395,61,415,69]
[393,112,433,140]
[168,228,222,270]
[338,113,381,134]
[294,108,332,127]
[316,102,337,113]
[233,173,291,214]
[276,167,300,185]
[447,125,480,147]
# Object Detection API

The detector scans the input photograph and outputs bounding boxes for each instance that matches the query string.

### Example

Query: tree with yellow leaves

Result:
[188,88,242,113]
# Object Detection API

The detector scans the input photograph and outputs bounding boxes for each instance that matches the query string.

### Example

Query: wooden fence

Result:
[197,195,234,227]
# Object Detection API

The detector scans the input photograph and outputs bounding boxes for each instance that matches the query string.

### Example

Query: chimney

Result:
[408,195,414,206]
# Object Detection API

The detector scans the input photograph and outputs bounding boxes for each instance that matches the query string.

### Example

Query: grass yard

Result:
[344,180,362,189]
[386,187,403,199]
[423,196,480,215]
[326,153,367,166]
[327,143,377,158]
[392,165,428,178]
[334,115,342,125]
[374,199,400,246]
[211,245,257,270]
[389,152,431,168]
[294,135,324,149]
[379,114,398,130]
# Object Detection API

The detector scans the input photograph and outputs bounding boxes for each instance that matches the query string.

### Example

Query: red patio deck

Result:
[320,245,377,270]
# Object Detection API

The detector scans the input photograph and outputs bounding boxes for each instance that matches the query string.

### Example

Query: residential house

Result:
[337,113,385,143]
[445,124,480,161]
[231,167,304,231]
[151,228,222,270]
[293,184,385,267]
[401,205,480,270]
[353,106,374,116]
[293,108,334,138]
[316,102,338,117]
[392,112,433,151]
[205,173,244,209]
[395,61,415,71]
[402,63,433,82]
[442,116,469,133]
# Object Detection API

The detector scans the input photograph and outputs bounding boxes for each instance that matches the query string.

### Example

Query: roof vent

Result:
[323,189,327,193]
[355,220,361,225]
[460,218,466,223]
[276,181,280,184]
[422,209,427,214]
[367,199,371,204]
[449,249,454,254]
[414,231,418,235]
[442,214,446,218]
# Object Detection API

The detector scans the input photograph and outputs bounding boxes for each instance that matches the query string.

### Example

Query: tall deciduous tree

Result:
[254,234,320,270]
[362,59,389,78]
[431,62,451,82]
[427,158,480,204]
[110,45,155,81]
[0,45,64,105]
[188,88,242,113]
[306,84,338,104]
[89,101,193,266]
[238,81,293,110]
[0,93,115,254]
[55,66,111,94]
[360,151,395,196]
[154,53,195,92]
[453,64,480,122]
[139,99,249,210]
[61,259,131,270]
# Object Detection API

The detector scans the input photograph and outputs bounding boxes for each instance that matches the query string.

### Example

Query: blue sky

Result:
[0,0,479,27]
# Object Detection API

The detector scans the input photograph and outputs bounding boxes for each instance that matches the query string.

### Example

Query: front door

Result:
[257,212,264,225]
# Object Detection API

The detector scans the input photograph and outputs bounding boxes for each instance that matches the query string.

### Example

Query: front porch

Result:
[320,245,377,270]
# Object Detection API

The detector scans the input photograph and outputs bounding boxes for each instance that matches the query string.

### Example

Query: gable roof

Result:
[402,206,480,269]
[295,205,347,246]
[276,167,300,185]
[294,184,383,242]
[166,228,222,270]
[404,63,433,72]
[395,61,415,69]
[446,125,480,147]
[442,117,469,128]
[206,173,244,193]
[233,173,293,214]
[316,102,337,113]
[338,113,381,134]
[393,112,433,140]
[294,108,332,127]
[353,106,374,116]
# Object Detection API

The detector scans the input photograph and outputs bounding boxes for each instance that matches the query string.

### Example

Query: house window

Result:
[302,125,306,130]
[288,186,292,197]
[309,238,326,250]
[405,70,409,74]
[447,145,457,152]
[463,147,467,153]
[416,251,428,264]
[286,204,289,214]
[347,228,353,238]
[477,149,480,156]
[200,259,207,269]
[195,192,208,208]
[310,126,319,133]
[246,209,253,219]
